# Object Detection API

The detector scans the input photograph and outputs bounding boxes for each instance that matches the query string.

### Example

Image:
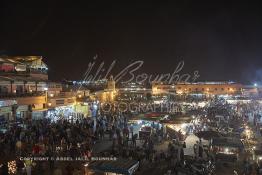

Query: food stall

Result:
[165,123,190,141]
[139,126,152,140]
[211,137,244,162]
[161,114,192,141]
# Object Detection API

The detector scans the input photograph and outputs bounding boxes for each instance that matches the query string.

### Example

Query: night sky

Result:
[1,1,262,84]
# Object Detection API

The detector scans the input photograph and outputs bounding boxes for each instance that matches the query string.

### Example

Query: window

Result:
[202,88,204,91]
[195,88,198,91]
[221,88,224,91]
[215,88,217,91]
[56,99,64,105]
[189,88,191,91]
[67,99,74,103]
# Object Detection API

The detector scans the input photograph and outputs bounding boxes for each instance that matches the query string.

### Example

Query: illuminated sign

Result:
[0,106,12,114]
[0,100,17,107]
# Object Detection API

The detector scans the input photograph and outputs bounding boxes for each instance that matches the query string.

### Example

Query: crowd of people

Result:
[1,98,262,174]
[0,112,136,175]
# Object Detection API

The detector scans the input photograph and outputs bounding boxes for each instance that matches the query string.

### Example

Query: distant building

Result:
[107,76,115,91]
[91,77,116,102]
[152,81,243,96]
[117,82,150,101]
[242,85,262,97]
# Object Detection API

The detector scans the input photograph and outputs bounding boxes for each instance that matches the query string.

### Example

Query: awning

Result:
[195,131,222,140]
[212,137,244,149]
[32,108,48,112]
[216,153,237,162]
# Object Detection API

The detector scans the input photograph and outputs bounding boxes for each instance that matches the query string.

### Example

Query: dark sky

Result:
[1,1,262,84]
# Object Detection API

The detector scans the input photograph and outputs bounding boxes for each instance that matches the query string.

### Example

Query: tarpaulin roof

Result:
[212,137,244,149]
[89,159,139,175]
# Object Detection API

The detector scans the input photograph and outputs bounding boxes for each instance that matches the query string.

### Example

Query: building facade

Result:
[0,56,49,122]
[152,82,243,96]
[0,56,93,123]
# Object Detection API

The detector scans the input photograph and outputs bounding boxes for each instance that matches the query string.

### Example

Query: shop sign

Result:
[75,104,88,113]
[0,100,17,107]
[17,105,28,112]
[15,64,26,71]
[0,106,12,114]
[32,104,44,110]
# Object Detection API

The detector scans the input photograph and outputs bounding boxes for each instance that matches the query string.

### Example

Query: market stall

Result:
[211,137,244,162]
[139,126,152,140]
[165,123,189,141]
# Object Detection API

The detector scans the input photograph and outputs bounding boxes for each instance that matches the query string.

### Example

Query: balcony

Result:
[0,69,48,81]
[0,92,45,99]
[48,91,75,99]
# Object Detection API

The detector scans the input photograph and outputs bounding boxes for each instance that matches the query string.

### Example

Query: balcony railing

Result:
[0,92,45,99]
[0,69,47,76]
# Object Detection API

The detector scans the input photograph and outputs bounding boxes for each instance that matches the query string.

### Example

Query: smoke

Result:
[241,64,262,84]
[254,69,262,84]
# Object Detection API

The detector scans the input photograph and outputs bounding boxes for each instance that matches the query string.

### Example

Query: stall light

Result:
[44,87,48,91]
[78,94,82,98]
[259,156,262,160]
[8,161,17,174]
[50,93,54,97]
[177,91,183,94]
[84,163,89,167]
[48,103,52,107]
[181,123,187,128]
[137,120,142,125]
